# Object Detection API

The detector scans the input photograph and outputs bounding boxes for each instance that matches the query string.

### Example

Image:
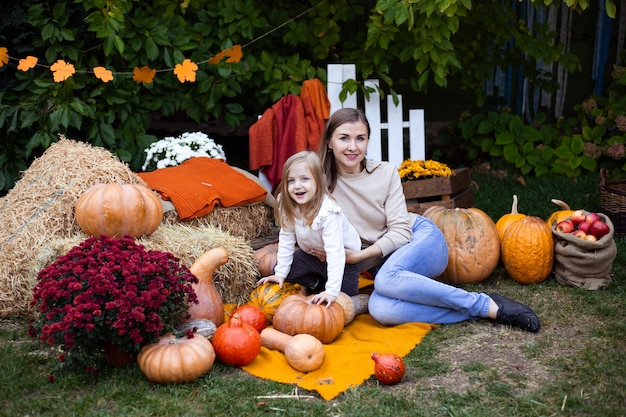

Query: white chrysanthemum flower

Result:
[142,131,226,171]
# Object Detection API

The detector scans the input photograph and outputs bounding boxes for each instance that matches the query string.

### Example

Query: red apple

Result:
[585,212,601,224]
[571,229,587,239]
[589,219,610,239]
[585,234,598,242]
[556,220,575,233]
[577,221,591,234]
[570,210,587,225]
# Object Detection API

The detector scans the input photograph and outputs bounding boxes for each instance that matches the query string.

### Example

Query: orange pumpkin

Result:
[501,216,554,284]
[137,332,216,383]
[495,194,526,242]
[75,183,163,238]
[272,294,345,344]
[546,199,575,227]
[423,206,500,285]
[212,313,261,366]
[247,282,301,323]
[254,243,279,277]
[260,327,325,372]
[187,248,228,327]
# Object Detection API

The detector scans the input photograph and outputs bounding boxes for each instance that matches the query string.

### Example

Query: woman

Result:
[313,108,540,332]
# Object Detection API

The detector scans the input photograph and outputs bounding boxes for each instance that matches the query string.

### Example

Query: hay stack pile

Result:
[0,136,262,317]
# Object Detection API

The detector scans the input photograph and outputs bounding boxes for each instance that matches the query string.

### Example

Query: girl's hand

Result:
[311,291,337,307]
[256,274,285,288]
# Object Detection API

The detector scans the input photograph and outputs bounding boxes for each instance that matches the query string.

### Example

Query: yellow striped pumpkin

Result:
[247,282,301,323]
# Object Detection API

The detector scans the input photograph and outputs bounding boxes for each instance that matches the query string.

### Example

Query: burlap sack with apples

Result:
[552,213,617,290]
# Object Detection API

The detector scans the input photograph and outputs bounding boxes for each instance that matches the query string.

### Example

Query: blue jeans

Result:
[368,216,492,325]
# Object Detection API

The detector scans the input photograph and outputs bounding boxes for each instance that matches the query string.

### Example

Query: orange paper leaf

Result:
[225,45,242,63]
[50,59,75,82]
[93,66,114,82]
[209,44,243,64]
[0,47,9,67]
[133,66,156,84]
[173,58,198,83]
[18,56,38,71]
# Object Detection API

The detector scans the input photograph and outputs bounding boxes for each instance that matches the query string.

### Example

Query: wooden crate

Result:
[402,168,474,214]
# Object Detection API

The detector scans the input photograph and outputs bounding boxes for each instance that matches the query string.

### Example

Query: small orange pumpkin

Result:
[495,194,526,242]
[546,199,575,227]
[75,183,163,238]
[212,313,261,366]
[260,327,325,372]
[501,216,554,284]
[423,206,500,285]
[187,248,228,327]
[272,294,345,344]
[137,332,216,384]
[254,243,279,277]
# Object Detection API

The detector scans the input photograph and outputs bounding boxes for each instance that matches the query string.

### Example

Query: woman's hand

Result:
[256,274,285,288]
[309,248,327,262]
[311,291,337,307]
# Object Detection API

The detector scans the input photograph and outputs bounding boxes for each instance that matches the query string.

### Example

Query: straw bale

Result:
[0,136,144,317]
[162,204,273,241]
[32,224,259,306]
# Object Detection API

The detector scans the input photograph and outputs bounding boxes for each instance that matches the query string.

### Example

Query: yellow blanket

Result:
[241,314,434,400]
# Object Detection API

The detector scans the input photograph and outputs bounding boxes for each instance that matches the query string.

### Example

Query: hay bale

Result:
[162,204,273,241]
[32,224,258,305]
[0,136,145,317]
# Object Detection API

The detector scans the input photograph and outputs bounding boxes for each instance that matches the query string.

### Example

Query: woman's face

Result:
[328,121,369,174]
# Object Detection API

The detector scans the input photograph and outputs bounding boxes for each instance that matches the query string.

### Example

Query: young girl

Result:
[256,151,362,307]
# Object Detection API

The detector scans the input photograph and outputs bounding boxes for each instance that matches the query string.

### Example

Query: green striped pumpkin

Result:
[247,282,301,323]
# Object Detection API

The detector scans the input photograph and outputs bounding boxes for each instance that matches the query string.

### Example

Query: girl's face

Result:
[286,161,318,211]
[328,121,369,174]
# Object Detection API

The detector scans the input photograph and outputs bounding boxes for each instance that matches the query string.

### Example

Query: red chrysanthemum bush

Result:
[28,235,198,371]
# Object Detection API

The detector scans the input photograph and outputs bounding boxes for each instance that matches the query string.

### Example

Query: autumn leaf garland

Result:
[0,45,242,84]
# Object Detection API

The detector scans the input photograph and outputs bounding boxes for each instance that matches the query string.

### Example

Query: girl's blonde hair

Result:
[275,151,327,229]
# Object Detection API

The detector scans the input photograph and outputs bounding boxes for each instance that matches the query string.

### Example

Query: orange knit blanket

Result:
[137,157,268,220]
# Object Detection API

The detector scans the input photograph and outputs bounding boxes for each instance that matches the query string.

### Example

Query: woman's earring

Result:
[327,147,332,152]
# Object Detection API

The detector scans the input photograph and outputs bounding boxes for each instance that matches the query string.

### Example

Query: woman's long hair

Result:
[275,151,327,229]
[316,108,371,192]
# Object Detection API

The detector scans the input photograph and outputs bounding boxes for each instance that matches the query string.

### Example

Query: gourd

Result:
[423,206,500,285]
[247,282,302,323]
[500,216,554,284]
[137,332,215,384]
[212,313,261,366]
[231,304,267,334]
[175,318,217,340]
[546,199,574,227]
[75,183,163,238]
[254,242,279,277]
[272,294,345,344]
[371,352,406,385]
[260,328,325,372]
[334,293,369,325]
[495,195,526,242]
[187,248,228,327]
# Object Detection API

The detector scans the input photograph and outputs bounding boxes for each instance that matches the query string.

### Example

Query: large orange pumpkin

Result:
[501,216,554,284]
[212,313,261,366]
[423,206,500,285]
[272,294,345,344]
[254,243,279,277]
[495,194,526,242]
[137,332,216,384]
[75,183,163,238]
[247,282,301,323]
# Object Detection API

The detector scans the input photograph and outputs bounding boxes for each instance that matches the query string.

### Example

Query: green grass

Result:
[1,170,624,417]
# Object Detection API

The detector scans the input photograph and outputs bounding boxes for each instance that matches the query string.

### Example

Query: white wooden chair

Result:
[326,64,425,167]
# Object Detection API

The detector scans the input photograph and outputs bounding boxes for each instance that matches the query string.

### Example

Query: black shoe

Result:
[487,293,541,333]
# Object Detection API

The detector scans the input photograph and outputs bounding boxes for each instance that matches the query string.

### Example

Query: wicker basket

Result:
[599,168,626,236]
